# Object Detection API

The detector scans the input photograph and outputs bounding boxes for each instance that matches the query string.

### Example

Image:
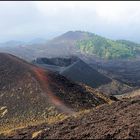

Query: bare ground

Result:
[0,96,140,139]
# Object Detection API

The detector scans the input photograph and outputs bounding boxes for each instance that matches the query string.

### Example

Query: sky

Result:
[1,1,140,43]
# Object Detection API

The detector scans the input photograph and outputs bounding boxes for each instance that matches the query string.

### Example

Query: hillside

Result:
[31,31,93,58]
[1,96,139,139]
[0,53,113,133]
[52,31,93,42]
[61,59,112,88]
[88,58,140,87]
[1,31,140,61]
[33,56,133,95]
[76,34,140,59]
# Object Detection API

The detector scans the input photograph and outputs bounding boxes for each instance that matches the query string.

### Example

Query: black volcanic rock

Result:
[32,56,78,67]
[61,59,112,88]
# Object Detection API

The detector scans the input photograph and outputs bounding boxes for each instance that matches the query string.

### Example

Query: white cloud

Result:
[33,1,140,23]
[0,1,140,42]
[33,1,81,16]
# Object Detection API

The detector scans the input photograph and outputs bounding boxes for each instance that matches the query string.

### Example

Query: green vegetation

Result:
[76,34,140,59]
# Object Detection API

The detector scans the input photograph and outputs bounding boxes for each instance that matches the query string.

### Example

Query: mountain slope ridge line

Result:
[5,53,74,114]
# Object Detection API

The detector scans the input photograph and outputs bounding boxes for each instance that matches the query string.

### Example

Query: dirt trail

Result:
[32,67,74,114]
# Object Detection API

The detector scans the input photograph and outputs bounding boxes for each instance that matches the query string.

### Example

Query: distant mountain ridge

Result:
[0,31,140,60]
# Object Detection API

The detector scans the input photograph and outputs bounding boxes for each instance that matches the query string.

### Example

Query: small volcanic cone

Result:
[0,53,113,132]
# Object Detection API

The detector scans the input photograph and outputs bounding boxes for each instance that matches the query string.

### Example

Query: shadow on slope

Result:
[60,59,112,88]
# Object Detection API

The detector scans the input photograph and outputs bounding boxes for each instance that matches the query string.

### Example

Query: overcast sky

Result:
[1,1,140,43]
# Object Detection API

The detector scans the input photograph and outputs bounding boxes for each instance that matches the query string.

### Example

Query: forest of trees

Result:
[76,34,140,59]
